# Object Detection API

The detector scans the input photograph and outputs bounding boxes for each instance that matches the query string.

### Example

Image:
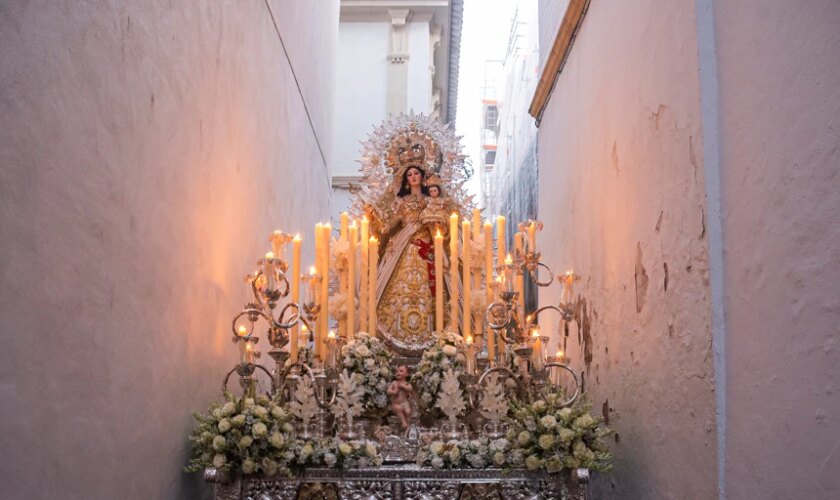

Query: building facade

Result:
[331,0,464,220]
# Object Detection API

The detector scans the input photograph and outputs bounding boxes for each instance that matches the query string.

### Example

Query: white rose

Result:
[239,435,253,448]
[431,457,444,469]
[252,422,268,437]
[430,441,445,455]
[269,433,285,448]
[540,415,557,429]
[217,419,231,433]
[355,345,370,357]
[212,435,227,451]
[324,452,337,467]
[212,453,226,468]
[339,442,353,455]
[221,402,236,416]
[241,458,257,474]
[365,443,377,457]
[365,358,375,369]
[442,345,457,356]
[253,406,268,418]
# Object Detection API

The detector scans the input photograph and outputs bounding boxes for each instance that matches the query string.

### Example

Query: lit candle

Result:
[531,328,544,371]
[465,334,476,375]
[340,212,349,240]
[561,270,576,305]
[347,221,357,339]
[434,229,444,332]
[504,254,514,292]
[264,252,276,290]
[300,323,309,353]
[483,221,494,361]
[360,217,369,332]
[462,220,471,340]
[496,215,506,269]
[291,234,301,362]
[326,329,337,369]
[314,223,323,358]
[237,325,248,337]
[527,221,537,253]
[368,236,378,334]
[514,232,525,312]
[319,224,332,359]
[240,339,256,365]
[471,208,481,241]
[449,213,459,332]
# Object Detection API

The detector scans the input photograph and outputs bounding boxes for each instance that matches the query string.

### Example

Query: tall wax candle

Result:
[320,223,332,359]
[462,220,471,340]
[496,216,506,269]
[360,217,369,332]
[264,252,275,290]
[471,209,481,240]
[514,232,525,312]
[291,234,302,362]
[340,212,349,240]
[338,214,348,339]
[314,224,323,358]
[368,237,378,334]
[449,212,459,332]
[347,222,357,339]
[527,221,537,253]
[434,230,444,332]
[483,221,495,361]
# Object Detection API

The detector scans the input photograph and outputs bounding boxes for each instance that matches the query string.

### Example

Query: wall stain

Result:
[700,208,706,239]
[650,104,668,130]
[689,135,698,182]
[611,141,620,176]
[575,298,594,370]
[655,210,664,232]
[635,242,649,313]
[602,399,610,425]
[663,262,669,291]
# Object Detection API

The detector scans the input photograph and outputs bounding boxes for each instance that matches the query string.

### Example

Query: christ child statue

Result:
[420,174,447,237]
[388,365,416,430]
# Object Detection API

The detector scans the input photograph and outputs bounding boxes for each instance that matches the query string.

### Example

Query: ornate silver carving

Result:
[337,480,395,499]
[208,466,589,500]
[402,481,459,500]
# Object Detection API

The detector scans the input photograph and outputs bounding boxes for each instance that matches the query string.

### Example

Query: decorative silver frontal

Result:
[208,465,590,500]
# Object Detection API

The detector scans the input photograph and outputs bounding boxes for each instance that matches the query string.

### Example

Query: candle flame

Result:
[505,254,513,265]
[327,330,336,339]
[293,233,301,241]
[265,251,275,260]
[309,266,316,275]
[237,325,248,337]
[301,324,308,332]
[466,335,474,345]
[363,215,369,222]
[531,328,540,338]
[435,229,442,238]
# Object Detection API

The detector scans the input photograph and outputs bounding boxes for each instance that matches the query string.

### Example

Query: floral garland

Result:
[184,393,295,476]
[506,390,612,472]
[416,436,513,469]
[289,438,384,469]
[410,331,465,410]
[340,332,393,414]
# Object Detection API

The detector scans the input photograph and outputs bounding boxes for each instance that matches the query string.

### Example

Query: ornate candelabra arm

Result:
[543,362,580,407]
[477,365,524,396]
[221,364,276,396]
[528,261,554,287]
[275,302,302,329]
[524,305,565,331]
[231,308,273,336]
[276,361,316,404]
[484,301,511,330]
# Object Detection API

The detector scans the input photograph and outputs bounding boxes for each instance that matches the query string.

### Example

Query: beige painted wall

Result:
[715,1,840,498]
[0,1,337,498]
[537,0,717,498]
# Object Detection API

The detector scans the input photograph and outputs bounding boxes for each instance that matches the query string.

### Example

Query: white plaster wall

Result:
[0,1,336,498]
[714,1,840,498]
[407,20,431,114]
[333,22,390,178]
[536,0,716,497]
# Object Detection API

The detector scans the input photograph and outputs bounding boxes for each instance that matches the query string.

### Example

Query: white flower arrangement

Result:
[505,390,612,473]
[411,331,465,411]
[339,332,393,414]
[288,437,384,469]
[416,436,512,469]
[185,393,295,476]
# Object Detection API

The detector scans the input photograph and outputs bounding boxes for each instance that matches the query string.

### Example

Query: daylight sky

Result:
[455,0,518,203]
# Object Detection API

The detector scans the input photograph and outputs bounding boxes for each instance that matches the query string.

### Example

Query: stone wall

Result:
[0,1,337,498]
[715,1,840,497]
[536,0,717,497]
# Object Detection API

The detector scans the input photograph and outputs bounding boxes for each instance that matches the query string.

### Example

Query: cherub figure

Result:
[388,365,416,430]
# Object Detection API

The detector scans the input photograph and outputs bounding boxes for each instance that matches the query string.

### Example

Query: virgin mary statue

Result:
[351,114,474,356]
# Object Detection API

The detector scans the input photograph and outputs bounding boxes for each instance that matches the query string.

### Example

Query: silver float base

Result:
[206,465,590,499]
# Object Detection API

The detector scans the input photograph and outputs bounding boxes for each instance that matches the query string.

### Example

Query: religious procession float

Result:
[186,114,612,499]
